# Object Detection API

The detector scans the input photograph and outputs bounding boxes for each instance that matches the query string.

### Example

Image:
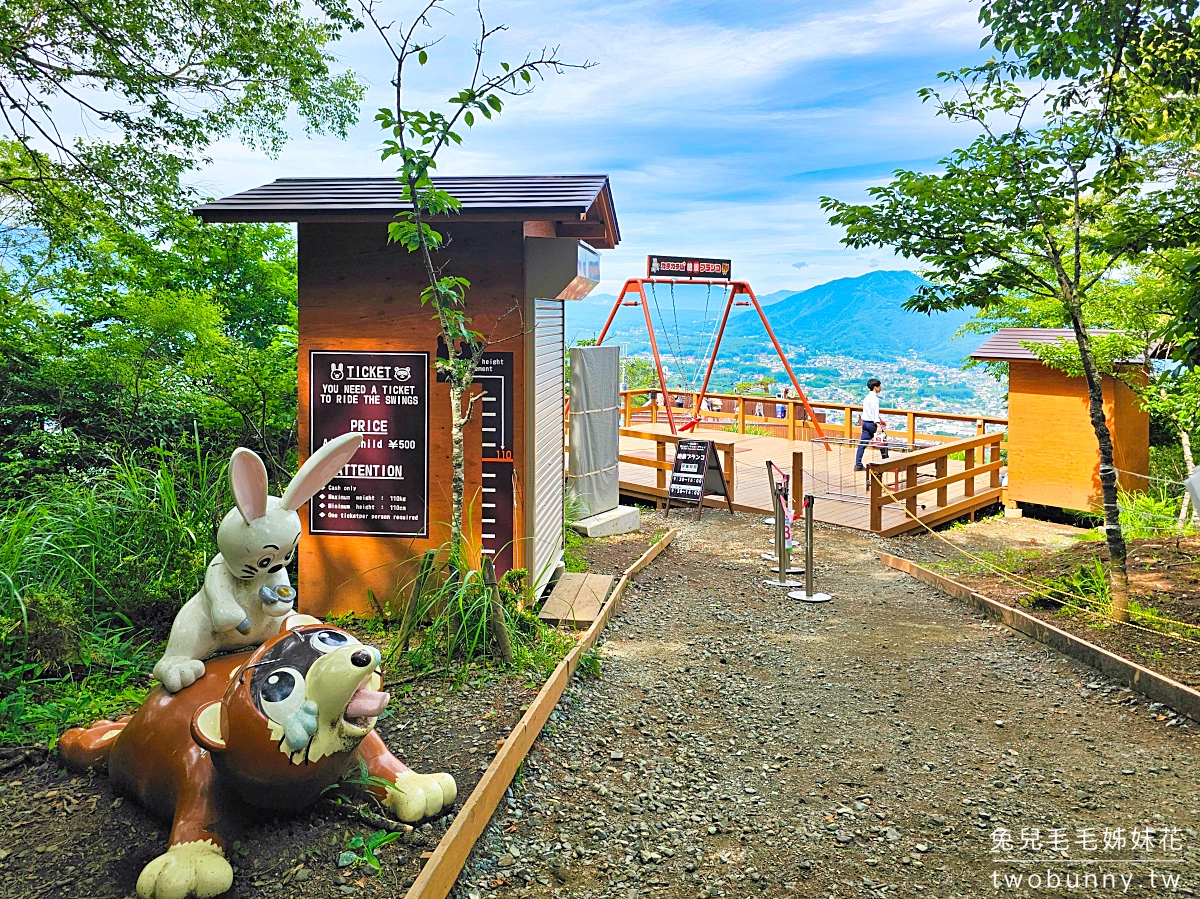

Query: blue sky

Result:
[192,0,992,294]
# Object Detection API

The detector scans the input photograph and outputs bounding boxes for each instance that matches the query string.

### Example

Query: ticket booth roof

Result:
[193,174,620,249]
[970,328,1164,363]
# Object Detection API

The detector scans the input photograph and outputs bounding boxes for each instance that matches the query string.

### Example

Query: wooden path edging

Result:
[404,527,679,899]
[877,551,1200,724]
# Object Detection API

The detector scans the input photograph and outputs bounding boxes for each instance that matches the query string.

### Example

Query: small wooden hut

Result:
[971,328,1149,515]
[196,175,619,615]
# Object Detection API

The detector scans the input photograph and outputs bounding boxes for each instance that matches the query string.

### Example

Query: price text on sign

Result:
[310,351,429,537]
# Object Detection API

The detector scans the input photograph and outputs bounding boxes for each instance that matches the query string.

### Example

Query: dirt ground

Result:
[576,529,658,579]
[0,654,533,899]
[4,512,1200,899]
[455,510,1200,899]
[0,528,656,899]
[892,519,1200,690]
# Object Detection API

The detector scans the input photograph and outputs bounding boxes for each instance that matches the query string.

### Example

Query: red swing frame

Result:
[594,277,828,446]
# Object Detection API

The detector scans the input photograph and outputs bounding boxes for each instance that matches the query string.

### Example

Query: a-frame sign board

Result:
[664,439,733,519]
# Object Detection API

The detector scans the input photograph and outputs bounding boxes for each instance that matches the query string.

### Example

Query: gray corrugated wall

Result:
[531,299,565,593]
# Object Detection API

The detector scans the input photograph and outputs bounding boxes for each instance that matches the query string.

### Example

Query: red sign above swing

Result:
[647,255,732,280]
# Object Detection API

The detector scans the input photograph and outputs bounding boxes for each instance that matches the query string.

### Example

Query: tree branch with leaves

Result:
[357,0,589,561]
[0,0,365,222]
[821,59,1200,621]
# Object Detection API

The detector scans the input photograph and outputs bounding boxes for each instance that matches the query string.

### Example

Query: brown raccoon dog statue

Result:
[59,620,456,899]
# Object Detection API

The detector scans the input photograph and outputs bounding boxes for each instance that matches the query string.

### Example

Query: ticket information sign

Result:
[309,351,429,537]
[665,439,732,518]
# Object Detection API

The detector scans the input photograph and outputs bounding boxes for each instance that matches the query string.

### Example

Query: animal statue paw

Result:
[384,770,458,822]
[136,840,233,899]
[283,700,320,752]
[153,657,206,694]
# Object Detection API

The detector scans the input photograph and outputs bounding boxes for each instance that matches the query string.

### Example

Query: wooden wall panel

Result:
[1109,373,1150,495]
[296,222,528,617]
[1008,361,1149,513]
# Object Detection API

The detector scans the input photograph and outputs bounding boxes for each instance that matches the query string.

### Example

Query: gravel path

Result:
[458,511,1200,899]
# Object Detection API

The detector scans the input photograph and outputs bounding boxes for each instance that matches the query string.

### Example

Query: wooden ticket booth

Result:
[196,176,619,616]
[971,328,1149,514]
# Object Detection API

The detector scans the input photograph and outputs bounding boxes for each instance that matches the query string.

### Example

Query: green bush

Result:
[723,423,775,437]
[1027,557,1111,615]
[0,442,227,744]
[387,546,572,684]
[1118,485,1195,539]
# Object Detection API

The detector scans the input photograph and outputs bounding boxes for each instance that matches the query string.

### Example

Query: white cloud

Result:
[180,0,990,296]
[475,0,983,119]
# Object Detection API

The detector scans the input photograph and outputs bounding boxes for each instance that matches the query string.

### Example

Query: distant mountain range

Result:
[724,270,980,366]
[566,270,984,368]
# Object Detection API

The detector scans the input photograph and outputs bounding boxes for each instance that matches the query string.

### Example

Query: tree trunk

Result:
[1066,310,1129,621]
[482,556,513,665]
[1180,430,1198,530]
[449,379,466,559]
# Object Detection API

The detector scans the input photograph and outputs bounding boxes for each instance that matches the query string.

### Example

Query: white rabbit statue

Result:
[153,432,364,692]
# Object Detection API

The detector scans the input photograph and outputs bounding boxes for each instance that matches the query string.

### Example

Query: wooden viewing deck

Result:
[611,423,1004,535]
[587,392,1009,536]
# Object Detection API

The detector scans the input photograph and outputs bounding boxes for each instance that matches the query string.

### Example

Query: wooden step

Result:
[538,572,614,630]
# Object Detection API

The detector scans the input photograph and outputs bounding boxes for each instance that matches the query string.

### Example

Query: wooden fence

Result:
[866,431,1005,537]
[616,427,737,509]
[619,389,1007,444]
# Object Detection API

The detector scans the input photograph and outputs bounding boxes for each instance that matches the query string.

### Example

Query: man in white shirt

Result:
[854,378,888,471]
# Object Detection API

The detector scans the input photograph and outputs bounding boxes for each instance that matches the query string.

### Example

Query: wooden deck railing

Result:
[616,427,736,508]
[618,389,1007,444]
[866,431,1005,537]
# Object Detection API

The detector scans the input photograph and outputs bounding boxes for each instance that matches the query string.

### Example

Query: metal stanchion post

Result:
[762,458,784,564]
[763,461,802,588]
[804,497,814,596]
[789,494,830,603]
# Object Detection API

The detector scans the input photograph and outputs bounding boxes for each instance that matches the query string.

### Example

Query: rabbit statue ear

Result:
[229,448,269,523]
[281,432,363,512]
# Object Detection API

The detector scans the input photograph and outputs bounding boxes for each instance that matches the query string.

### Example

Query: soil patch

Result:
[577,526,657,579]
[0,655,533,899]
[932,536,1200,691]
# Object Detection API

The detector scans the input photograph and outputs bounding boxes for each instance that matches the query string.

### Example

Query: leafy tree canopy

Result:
[0,172,300,493]
[980,0,1200,139]
[823,62,1200,323]
[981,0,1200,89]
[0,0,363,215]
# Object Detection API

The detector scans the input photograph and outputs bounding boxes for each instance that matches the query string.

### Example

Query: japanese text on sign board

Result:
[647,255,732,279]
[668,439,711,501]
[310,351,429,537]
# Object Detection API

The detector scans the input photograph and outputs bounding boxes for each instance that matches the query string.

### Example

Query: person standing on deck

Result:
[854,378,888,471]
